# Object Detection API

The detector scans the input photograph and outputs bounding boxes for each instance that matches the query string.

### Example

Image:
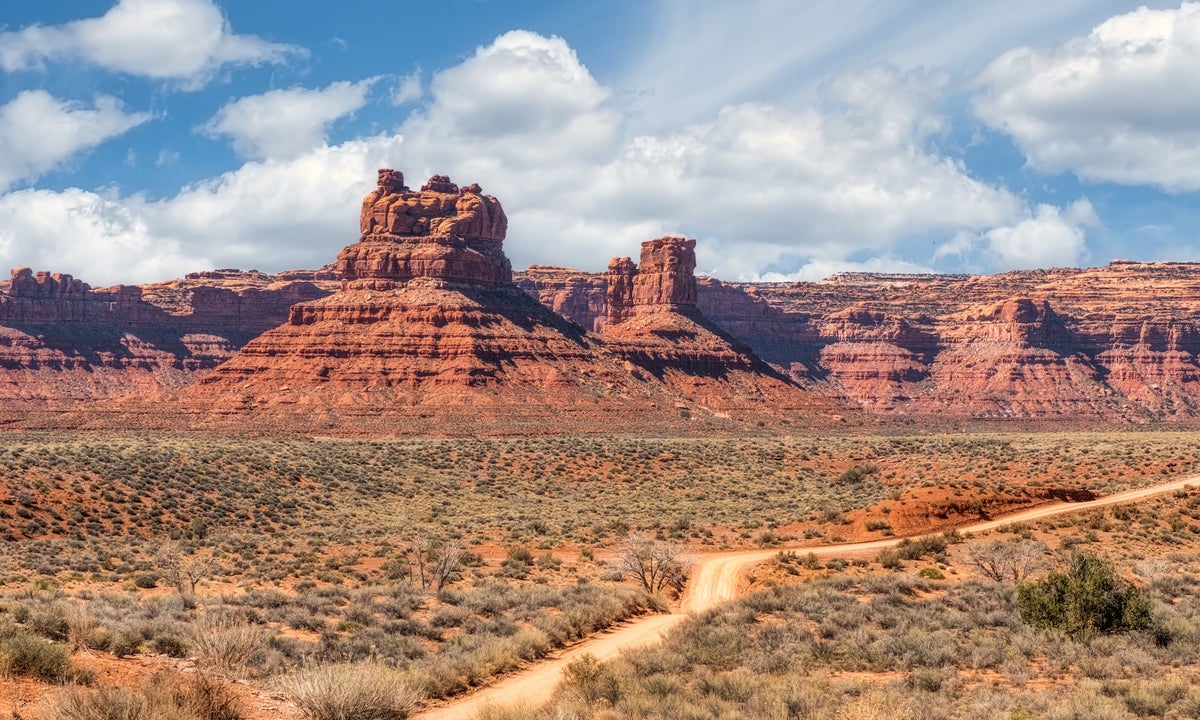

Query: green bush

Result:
[0,629,71,682]
[1017,552,1152,639]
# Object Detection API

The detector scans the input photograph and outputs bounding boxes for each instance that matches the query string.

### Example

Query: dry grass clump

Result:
[279,663,422,720]
[189,615,279,679]
[42,672,242,720]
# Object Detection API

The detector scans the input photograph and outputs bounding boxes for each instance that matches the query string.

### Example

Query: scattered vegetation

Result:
[520,566,1200,719]
[617,537,692,594]
[2,430,1200,717]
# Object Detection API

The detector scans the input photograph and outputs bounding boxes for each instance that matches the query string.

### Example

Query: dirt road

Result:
[413,475,1199,719]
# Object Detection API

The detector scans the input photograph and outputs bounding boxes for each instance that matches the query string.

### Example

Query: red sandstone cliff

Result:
[8,165,1200,429]
[0,266,331,401]
[512,261,1200,423]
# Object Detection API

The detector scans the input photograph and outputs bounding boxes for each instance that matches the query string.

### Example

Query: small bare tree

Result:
[618,536,692,594]
[428,538,465,592]
[154,541,216,595]
[402,534,464,592]
[966,539,1048,582]
[1133,557,1171,585]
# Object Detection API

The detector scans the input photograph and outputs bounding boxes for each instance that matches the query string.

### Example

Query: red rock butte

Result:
[177,170,819,434]
[337,169,511,289]
[597,237,806,411]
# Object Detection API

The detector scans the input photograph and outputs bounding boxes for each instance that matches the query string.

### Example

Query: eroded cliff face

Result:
[9,165,1200,429]
[591,237,813,416]
[513,260,1200,422]
[0,266,331,400]
[337,170,511,289]
[712,264,1200,421]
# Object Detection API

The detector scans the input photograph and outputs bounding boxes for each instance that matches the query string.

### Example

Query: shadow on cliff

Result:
[462,286,595,345]
[615,307,803,385]
[0,321,262,369]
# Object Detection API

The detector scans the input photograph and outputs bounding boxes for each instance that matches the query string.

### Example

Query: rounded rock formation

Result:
[341,170,511,288]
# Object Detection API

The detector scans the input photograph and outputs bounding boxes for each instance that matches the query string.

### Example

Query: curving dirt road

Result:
[413,475,1199,720]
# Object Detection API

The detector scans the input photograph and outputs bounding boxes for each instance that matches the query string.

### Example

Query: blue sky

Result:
[1,0,1198,285]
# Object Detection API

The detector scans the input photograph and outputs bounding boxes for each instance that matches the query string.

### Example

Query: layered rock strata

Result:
[188,173,761,433]
[0,266,329,400]
[513,260,1200,422]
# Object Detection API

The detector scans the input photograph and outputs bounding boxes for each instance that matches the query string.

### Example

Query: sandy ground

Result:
[413,474,1200,719]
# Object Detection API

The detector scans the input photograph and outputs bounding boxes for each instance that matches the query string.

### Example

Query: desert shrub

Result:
[43,686,145,720]
[109,627,144,658]
[896,535,948,561]
[26,602,71,641]
[42,672,242,720]
[0,628,71,682]
[279,663,422,720]
[66,608,111,652]
[876,549,903,570]
[189,617,276,679]
[1017,552,1152,639]
[968,539,1049,583]
[837,464,878,484]
[149,633,189,658]
[561,654,620,706]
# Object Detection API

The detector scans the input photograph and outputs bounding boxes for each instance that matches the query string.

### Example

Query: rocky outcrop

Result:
[594,238,811,415]
[13,166,1200,429]
[340,170,510,289]
[513,260,1200,423]
[605,257,637,327]
[718,264,1200,421]
[632,236,697,309]
[514,266,608,333]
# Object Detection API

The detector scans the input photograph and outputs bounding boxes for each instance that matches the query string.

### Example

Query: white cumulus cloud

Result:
[0,187,204,284]
[390,70,423,106]
[0,90,150,190]
[399,34,1029,278]
[0,30,1105,286]
[0,0,303,88]
[0,134,404,286]
[985,200,1098,269]
[200,79,378,161]
[975,2,1200,191]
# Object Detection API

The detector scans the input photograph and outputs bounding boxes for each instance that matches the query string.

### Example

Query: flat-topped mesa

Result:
[336,169,511,289]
